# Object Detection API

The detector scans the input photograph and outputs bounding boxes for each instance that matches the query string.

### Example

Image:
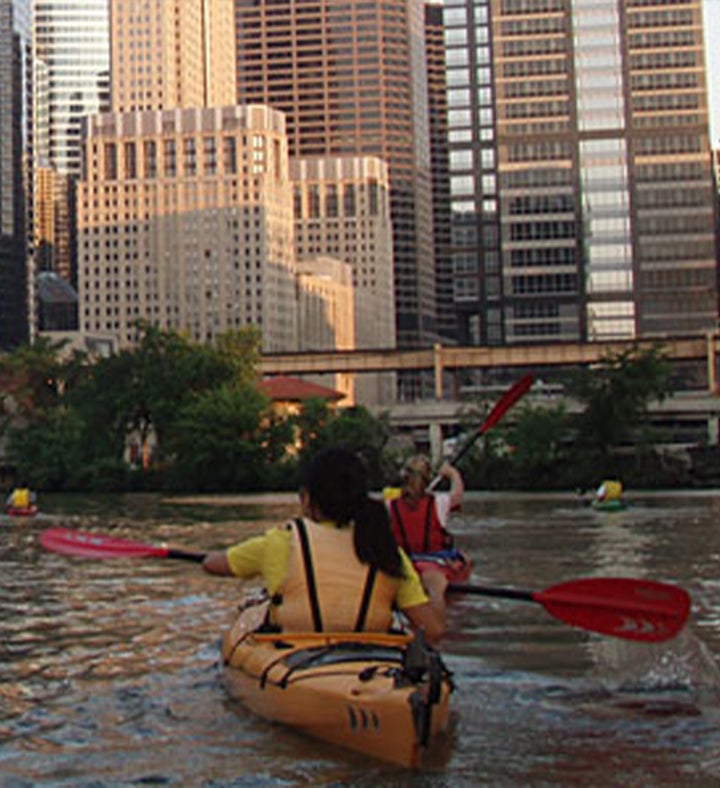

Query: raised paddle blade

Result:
[535,577,691,643]
[427,374,535,492]
[448,576,691,643]
[39,527,205,562]
[477,373,535,438]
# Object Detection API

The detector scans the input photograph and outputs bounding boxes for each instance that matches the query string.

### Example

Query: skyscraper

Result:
[444,0,718,347]
[0,0,32,347]
[34,0,110,177]
[109,0,235,113]
[234,0,438,360]
[77,2,299,352]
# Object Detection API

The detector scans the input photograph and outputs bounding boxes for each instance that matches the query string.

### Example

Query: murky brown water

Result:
[2,491,720,786]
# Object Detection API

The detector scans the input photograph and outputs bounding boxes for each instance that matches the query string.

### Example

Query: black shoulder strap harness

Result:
[390,497,434,553]
[294,517,378,632]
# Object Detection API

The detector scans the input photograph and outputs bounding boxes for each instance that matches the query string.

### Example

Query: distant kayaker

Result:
[202,447,445,644]
[387,454,465,612]
[595,479,623,504]
[6,485,36,510]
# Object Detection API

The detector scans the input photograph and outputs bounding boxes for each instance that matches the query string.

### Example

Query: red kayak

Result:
[6,505,39,517]
[412,549,472,585]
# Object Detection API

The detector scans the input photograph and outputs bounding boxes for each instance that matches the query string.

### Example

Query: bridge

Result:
[260,334,720,398]
[260,333,720,460]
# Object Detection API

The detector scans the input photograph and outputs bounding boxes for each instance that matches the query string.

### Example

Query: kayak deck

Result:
[412,549,473,585]
[222,623,453,768]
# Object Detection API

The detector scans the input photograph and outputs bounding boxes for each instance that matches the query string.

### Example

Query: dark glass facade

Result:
[444,0,718,346]
[0,0,31,348]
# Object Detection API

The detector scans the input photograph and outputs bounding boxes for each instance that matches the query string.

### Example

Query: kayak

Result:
[6,504,39,517]
[412,549,472,585]
[221,605,454,767]
[591,499,627,512]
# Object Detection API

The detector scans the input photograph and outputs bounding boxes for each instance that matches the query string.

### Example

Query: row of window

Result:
[91,136,272,182]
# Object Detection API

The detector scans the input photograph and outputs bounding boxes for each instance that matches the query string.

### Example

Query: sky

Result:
[703,0,720,144]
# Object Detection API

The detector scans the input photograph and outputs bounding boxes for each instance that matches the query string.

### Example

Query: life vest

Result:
[273,518,398,633]
[12,489,30,508]
[389,495,452,554]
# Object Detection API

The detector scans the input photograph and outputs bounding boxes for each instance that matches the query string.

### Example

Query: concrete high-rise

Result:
[109,0,235,113]
[77,106,298,352]
[291,154,396,404]
[444,0,718,347]
[0,0,32,347]
[234,0,438,360]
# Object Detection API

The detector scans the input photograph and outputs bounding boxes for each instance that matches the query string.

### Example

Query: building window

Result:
[184,138,196,176]
[204,137,217,175]
[224,137,237,174]
[164,139,176,177]
[144,140,157,178]
[104,143,117,180]
[124,142,136,179]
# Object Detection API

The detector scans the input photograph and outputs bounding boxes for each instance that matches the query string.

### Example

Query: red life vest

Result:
[389,495,452,554]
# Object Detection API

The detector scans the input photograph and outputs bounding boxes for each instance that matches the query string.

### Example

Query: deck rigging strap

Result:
[295,518,324,632]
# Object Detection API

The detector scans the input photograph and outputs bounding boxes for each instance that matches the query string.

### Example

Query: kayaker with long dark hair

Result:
[203,447,445,644]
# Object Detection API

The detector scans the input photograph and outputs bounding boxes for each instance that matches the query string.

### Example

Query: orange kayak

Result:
[221,608,453,767]
[412,549,472,585]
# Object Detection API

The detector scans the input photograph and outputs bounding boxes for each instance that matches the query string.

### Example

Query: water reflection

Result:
[0,492,719,784]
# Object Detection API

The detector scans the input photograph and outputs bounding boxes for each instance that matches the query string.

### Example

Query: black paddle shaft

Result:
[447,584,535,602]
[166,548,207,563]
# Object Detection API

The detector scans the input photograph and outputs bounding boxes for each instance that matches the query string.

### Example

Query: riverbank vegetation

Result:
[0,326,705,493]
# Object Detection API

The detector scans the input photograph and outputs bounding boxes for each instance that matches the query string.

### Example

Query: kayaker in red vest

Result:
[202,447,446,644]
[389,455,464,553]
[388,455,465,612]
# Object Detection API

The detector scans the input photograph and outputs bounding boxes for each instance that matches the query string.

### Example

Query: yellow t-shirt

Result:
[226,520,428,611]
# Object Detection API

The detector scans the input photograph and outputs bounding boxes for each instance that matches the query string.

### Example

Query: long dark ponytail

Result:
[301,447,404,578]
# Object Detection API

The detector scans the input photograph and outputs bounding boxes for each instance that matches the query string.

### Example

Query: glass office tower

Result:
[444,0,717,346]
[0,0,31,347]
[33,0,110,177]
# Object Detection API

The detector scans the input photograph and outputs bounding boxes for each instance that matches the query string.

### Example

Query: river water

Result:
[2,491,720,786]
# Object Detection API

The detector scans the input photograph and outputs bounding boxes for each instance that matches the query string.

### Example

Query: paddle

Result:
[40,526,206,562]
[447,577,691,643]
[40,527,690,642]
[431,372,535,488]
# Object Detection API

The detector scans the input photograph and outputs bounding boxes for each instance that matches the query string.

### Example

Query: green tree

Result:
[299,405,392,488]
[566,344,671,459]
[6,407,86,490]
[167,382,269,490]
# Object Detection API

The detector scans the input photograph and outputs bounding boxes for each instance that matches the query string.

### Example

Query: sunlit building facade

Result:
[444,0,718,346]
[292,155,396,404]
[77,105,298,352]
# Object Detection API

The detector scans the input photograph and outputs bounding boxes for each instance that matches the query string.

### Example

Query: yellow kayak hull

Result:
[222,619,453,768]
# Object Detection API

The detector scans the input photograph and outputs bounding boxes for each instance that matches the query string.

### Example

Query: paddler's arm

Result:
[202,533,270,577]
[437,462,464,510]
[396,550,445,644]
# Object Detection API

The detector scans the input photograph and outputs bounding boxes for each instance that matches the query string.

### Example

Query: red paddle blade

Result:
[40,527,170,559]
[479,373,535,435]
[535,577,691,643]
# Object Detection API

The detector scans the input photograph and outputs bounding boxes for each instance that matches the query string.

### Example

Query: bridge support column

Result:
[433,343,444,399]
[709,416,719,446]
[429,422,443,465]
[707,332,718,394]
